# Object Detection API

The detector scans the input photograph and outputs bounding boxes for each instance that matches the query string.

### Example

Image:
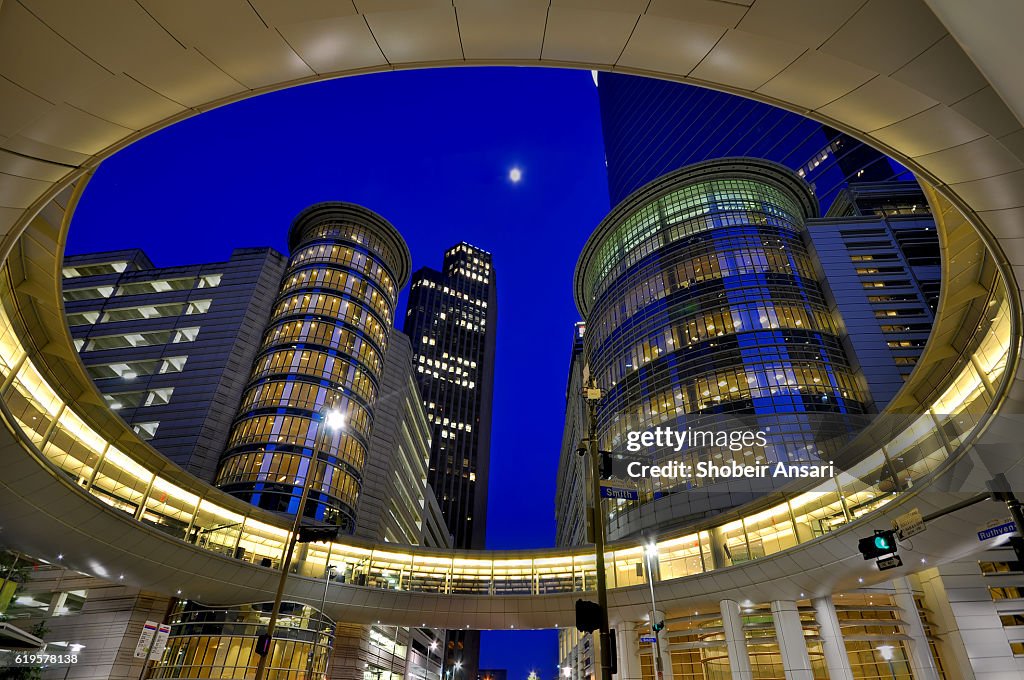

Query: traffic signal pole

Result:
[584,382,614,680]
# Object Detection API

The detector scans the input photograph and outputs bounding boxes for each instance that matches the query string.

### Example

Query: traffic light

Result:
[297,525,340,543]
[858,530,898,560]
[575,599,602,633]
[255,633,272,656]
[651,610,666,633]
[600,451,614,479]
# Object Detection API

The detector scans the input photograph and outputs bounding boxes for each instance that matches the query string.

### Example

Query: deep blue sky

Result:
[68,66,610,675]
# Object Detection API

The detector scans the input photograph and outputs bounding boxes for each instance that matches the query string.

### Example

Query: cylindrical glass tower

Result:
[574,158,868,524]
[215,203,411,530]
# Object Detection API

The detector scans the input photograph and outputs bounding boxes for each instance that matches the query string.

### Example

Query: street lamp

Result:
[644,543,666,680]
[582,380,613,680]
[305,564,336,679]
[254,407,345,680]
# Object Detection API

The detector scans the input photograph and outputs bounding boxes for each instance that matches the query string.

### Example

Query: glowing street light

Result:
[254,404,346,680]
[323,408,346,431]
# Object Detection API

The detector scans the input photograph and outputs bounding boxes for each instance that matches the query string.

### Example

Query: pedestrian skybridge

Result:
[0,0,1023,631]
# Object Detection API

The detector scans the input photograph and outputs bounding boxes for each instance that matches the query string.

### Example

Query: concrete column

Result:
[893,578,941,680]
[771,600,813,680]
[615,622,642,680]
[657,630,674,680]
[812,596,854,680]
[720,599,753,680]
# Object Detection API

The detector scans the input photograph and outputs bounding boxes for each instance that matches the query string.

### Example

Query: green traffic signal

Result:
[858,529,898,560]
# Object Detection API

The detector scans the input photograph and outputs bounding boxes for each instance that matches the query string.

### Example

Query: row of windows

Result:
[250,348,377,404]
[411,277,488,308]
[237,379,372,439]
[289,241,396,299]
[155,636,324,680]
[271,292,387,349]
[98,299,211,324]
[85,355,187,380]
[63,274,222,302]
[875,308,926,318]
[224,413,366,470]
[598,360,864,448]
[82,326,199,352]
[300,221,402,291]
[584,178,805,303]
[862,279,911,289]
[263,318,381,375]
[593,302,840,387]
[279,265,393,324]
[104,387,174,410]
[588,239,817,345]
[62,260,129,278]
[216,449,362,510]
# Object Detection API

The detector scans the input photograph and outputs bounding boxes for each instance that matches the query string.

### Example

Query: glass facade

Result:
[215,203,411,530]
[152,601,334,679]
[595,72,909,210]
[575,158,870,512]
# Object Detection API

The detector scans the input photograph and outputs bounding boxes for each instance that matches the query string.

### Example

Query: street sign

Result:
[876,555,903,571]
[600,484,638,501]
[978,518,1018,541]
[893,508,925,540]
[133,621,158,659]
[152,624,170,658]
[640,636,656,644]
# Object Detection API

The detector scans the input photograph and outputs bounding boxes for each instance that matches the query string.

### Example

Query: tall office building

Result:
[59,204,450,680]
[596,72,906,210]
[805,181,941,409]
[554,322,587,549]
[557,167,947,679]
[574,157,869,539]
[61,247,287,482]
[403,243,497,680]
[215,203,411,530]
[404,242,497,550]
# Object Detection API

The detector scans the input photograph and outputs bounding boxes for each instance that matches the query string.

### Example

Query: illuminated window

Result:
[66,311,100,326]
[115,277,195,296]
[84,327,200,351]
[198,274,222,288]
[101,301,203,322]
[63,285,115,301]
[133,421,160,440]
[62,261,129,278]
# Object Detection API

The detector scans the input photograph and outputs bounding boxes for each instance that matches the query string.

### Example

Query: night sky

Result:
[67,67,611,676]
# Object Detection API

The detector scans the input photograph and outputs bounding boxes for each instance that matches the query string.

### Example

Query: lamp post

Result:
[305,564,336,679]
[644,543,665,680]
[583,380,613,680]
[254,407,345,680]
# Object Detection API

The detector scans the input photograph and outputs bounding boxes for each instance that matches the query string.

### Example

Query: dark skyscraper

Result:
[62,247,287,482]
[804,181,941,409]
[403,242,497,680]
[596,72,905,210]
[404,242,497,550]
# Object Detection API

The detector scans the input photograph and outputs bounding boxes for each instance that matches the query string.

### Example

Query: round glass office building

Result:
[215,202,411,529]
[574,158,869,528]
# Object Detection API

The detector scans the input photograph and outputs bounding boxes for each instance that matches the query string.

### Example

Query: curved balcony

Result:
[0,0,1023,631]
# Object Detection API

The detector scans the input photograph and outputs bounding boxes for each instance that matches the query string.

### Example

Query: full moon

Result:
[509,167,522,183]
